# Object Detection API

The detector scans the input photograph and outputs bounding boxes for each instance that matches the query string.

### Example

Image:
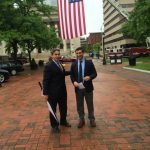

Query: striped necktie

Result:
[56,61,63,71]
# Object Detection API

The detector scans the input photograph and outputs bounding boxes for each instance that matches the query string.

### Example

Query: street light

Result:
[102,33,106,65]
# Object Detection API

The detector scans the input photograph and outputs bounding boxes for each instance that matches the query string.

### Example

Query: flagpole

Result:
[102,33,107,65]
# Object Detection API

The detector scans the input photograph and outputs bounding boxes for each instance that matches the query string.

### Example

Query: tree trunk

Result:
[27,50,32,66]
[12,40,18,61]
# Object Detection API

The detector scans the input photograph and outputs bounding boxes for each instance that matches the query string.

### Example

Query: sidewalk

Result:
[0,62,150,150]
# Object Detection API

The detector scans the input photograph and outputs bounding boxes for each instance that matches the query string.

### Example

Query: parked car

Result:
[0,69,10,83]
[0,54,28,65]
[9,56,28,65]
[0,61,24,75]
[60,56,76,62]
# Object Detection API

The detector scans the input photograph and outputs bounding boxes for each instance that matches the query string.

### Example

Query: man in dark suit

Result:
[70,47,97,128]
[43,49,71,133]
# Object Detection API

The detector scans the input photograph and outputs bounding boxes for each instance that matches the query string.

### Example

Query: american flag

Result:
[57,0,86,39]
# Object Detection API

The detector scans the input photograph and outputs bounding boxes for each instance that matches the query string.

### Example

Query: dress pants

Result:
[48,96,67,128]
[75,89,95,121]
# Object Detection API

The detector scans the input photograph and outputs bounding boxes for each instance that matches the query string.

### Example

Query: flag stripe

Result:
[69,4,73,38]
[57,0,86,40]
[58,0,64,39]
[78,2,82,36]
[64,1,69,39]
[74,3,78,38]
[81,1,86,34]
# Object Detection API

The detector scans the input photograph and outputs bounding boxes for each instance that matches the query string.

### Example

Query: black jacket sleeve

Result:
[89,61,97,80]
[43,63,52,95]
[70,62,76,83]
[65,70,70,76]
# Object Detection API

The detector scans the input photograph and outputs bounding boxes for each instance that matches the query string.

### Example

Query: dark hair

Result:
[51,48,60,55]
[75,46,85,53]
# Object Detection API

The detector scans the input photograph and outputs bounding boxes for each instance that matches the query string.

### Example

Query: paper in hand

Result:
[47,101,59,122]
[38,82,44,96]
[38,82,59,123]
[78,82,85,89]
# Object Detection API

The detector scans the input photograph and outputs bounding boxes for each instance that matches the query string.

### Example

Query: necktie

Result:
[57,61,63,71]
[78,60,83,82]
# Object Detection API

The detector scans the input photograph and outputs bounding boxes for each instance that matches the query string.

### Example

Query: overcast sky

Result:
[45,0,103,35]
[84,0,103,35]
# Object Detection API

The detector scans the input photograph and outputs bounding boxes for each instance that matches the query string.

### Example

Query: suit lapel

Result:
[59,62,65,72]
[84,59,87,76]
[51,61,62,73]
[74,60,78,74]
[53,60,64,71]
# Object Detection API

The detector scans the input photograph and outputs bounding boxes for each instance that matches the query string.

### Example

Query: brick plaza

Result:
[0,61,150,150]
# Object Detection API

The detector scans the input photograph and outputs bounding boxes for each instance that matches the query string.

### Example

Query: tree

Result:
[86,44,93,53]
[20,15,60,65]
[121,0,150,45]
[0,0,60,68]
[86,43,101,54]
[93,43,101,53]
[0,0,23,60]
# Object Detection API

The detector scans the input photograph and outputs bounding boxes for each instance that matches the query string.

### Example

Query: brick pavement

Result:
[0,62,150,150]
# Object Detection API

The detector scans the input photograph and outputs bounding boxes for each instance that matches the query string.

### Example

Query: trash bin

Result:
[128,55,136,66]
[109,55,116,64]
[116,55,122,64]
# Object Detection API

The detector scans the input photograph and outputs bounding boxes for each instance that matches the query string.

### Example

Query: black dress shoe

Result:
[52,126,60,133]
[90,120,96,127]
[77,120,85,128]
[60,122,71,127]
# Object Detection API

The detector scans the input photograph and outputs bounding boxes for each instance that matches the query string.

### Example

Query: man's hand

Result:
[43,95,48,101]
[84,76,91,81]
[74,81,79,87]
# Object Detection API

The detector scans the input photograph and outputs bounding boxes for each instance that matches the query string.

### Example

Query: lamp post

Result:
[102,33,106,65]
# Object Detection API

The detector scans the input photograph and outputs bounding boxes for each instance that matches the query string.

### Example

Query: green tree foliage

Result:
[0,0,22,60]
[0,0,60,68]
[19,15,60,65]
[86,43,101,53]
[93,43,101,53]
[121,0,150,44]
[86,44,92,53]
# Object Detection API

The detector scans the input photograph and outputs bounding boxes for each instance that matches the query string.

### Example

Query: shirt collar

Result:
[78,57,85,62]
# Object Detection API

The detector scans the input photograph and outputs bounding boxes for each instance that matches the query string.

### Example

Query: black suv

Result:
[0,61,24,75]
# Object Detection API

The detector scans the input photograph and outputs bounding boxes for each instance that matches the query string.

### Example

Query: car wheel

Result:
[0,73,5,83]
[11,69,17,75]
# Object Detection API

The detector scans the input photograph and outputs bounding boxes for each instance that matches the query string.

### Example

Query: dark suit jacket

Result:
[43,60,70,99]
[70,59,97,93]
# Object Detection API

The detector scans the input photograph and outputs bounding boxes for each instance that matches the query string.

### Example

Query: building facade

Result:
[103,0,136,53]
[87,32,102,45]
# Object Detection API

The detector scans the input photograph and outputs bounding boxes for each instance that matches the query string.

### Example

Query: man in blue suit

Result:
[70,47,97,128]
[43,49,71,133]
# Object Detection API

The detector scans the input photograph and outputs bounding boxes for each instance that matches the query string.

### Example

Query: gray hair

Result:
[51,48,60,55]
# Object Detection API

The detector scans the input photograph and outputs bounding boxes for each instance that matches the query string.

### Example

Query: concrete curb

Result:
[123,67,150,74]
